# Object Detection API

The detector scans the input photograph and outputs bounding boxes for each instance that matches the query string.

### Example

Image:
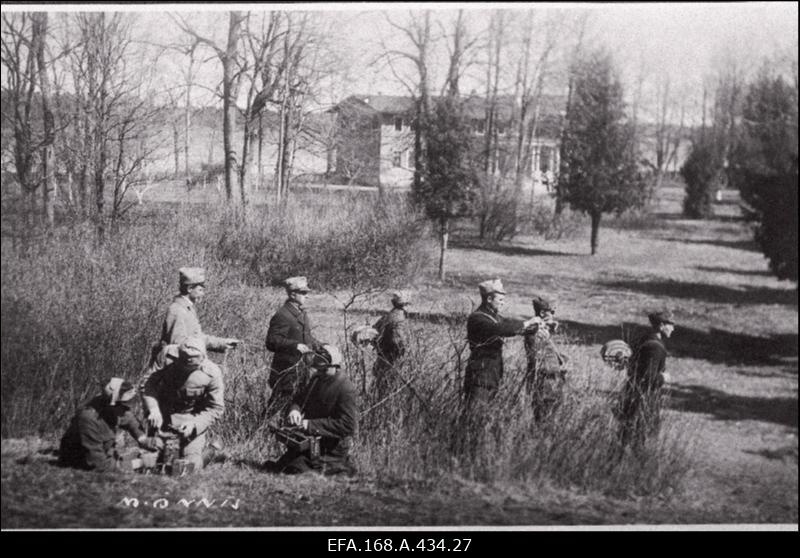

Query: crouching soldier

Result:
[141,336,224,472]
[524,295,569,421]
[272,344,358,476]
[59,378,160,472]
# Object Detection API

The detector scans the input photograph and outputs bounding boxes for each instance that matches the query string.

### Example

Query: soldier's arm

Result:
[305,382,357,439]
[78,411,115,472]
[203,334,230,353]
[265,313,299,353]
[118,407,145,440]
[192,373,225,435]
[472,313,525,342]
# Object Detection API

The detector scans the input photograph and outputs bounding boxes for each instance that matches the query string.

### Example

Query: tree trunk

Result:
[33,13,56,227]
[590,211,601,255]
[173,123,181,178]
[184,63,193,188]
[257,113,264,190]
[438,217,449,281]
[222,11,243,203]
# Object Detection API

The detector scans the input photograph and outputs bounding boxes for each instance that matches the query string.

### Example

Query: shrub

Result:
[0,193,433,437]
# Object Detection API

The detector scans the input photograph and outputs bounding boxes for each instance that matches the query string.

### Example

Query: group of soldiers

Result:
[58,267,676,476]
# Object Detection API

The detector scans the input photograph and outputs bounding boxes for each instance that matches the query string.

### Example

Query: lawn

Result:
[1,184,797,527]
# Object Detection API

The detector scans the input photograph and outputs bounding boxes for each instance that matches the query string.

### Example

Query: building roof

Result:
[335,93,566,123]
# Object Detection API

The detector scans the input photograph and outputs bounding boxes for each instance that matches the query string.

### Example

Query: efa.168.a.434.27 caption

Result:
[328,539,472,552]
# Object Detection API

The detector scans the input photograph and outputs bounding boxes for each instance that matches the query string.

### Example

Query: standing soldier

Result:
[372,291,412,399]
[265,276,324,417]
[272,344,358,476]
[59,378,159,472]
[460,279,538,453]
[159,267,240,354]
[141,337,225,472]
[523,295,569,421]
[617,311,676,453]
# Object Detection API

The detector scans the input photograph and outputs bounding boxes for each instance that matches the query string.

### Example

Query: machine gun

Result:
[136,425,195,476]
[268,423,321,460]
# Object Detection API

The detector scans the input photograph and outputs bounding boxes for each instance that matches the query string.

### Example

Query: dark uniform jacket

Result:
[290,370,358,461]
[265,300,322,389]
[464,304,525,391]
[373,308,410,364]
[627,332,668,393]
[59,396,144,472]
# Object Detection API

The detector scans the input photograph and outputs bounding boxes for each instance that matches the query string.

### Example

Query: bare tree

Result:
[1,13,41,232]
[174,11,244,205]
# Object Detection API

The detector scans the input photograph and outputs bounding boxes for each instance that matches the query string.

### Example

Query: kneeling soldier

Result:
[141,336,224,472]
[59,378,159,472]
[273,344,358,476]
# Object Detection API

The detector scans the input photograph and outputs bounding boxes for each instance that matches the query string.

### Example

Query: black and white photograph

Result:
[1,1,797,532]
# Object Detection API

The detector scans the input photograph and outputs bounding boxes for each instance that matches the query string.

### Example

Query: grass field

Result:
[1,183,797,528]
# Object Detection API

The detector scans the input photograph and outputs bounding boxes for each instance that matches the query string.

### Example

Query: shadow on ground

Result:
[695,265,772,277]
[558,320,798,367]
[598,278,797,307]
[659,236,759,252]
[664,384,798,429]
[450,238,581,258]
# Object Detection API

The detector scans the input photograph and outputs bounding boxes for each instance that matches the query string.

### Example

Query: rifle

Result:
[268,422,321,460]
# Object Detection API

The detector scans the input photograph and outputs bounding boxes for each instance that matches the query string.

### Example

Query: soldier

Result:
[158,266,240,354]
[141,336,225,471]
[617,311,676,453]
[523,295,569,421]
[59,378,159,472]
[273,345,358,476]
[265,276,324,417]
[371,290,412,399]
[460,279,538,454]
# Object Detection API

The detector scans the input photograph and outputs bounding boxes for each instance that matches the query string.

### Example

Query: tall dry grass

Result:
[2,190,691,497]
[1,192,430,437]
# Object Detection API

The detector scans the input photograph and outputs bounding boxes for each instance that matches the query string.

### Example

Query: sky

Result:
[5,2,798,120]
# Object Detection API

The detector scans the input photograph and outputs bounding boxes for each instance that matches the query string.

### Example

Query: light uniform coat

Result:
[160,295,228,352]
[140,345,225,469]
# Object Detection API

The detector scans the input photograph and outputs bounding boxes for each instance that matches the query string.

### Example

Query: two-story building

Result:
[328,93,565,192]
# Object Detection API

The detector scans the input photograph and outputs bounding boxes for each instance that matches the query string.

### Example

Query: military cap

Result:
[532,295,555,314]
[179,267,206,287]
[285,276,311,293]
[312,344,343,368]
[648,310,676,327]
[391,290,411,306]
[600,339,632,361]
[178,336,207,361]
[103,377,136,405]
[478,278,506,297]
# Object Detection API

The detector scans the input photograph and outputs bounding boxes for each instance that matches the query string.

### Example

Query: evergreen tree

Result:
[413,97,479,279]
[730,71,798,281]
[558,49,646,255]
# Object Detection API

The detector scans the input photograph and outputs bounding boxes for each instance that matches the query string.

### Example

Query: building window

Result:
[497,124,506,136]
[474,119,485,135]
[539,146,552,173]
[394,117,403,131]
[393,151,402,167]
